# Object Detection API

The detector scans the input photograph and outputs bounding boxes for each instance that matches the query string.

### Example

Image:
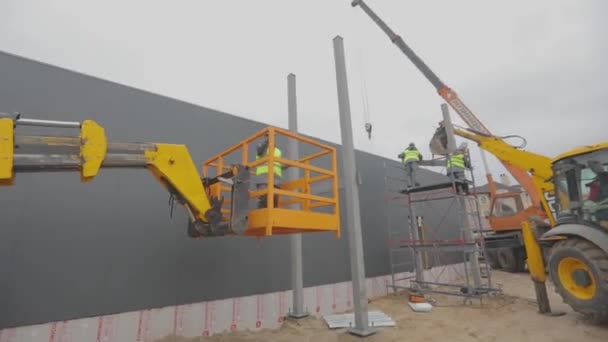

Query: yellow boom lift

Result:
[352,0,608,321]
[0,114,341,239]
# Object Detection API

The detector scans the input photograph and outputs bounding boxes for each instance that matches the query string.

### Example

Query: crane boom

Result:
[351,0,542,206]
[451,127,556,225]
[351,0,489,134]
[0,115,250,238]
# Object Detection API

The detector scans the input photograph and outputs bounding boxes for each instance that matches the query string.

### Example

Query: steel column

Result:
[408,195,425,285]
[440,104,457,153]
[332,35,375,337]
[442,105,482,288]
[287,73,308,319]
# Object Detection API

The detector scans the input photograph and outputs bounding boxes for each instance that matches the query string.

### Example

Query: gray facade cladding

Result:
[0,51,457,329]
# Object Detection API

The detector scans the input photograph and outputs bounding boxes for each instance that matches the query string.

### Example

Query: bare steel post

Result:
[441,104,456,153]
[442,105,482,288]
[287,73,308,319]
[333,35,375,337]
[407,195,425,285]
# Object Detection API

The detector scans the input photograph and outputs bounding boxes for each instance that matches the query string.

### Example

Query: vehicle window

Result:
[580,155,608,223]
[580,168,596,200]
[555,175,571,215]
[554,148,608,224]
[492,197,520,218]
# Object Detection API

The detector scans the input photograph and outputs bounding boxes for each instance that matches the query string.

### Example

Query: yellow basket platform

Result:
[203,127,340,237]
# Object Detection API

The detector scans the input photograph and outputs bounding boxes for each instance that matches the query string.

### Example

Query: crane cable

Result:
[357,43,373,141]
[362,76,372,140]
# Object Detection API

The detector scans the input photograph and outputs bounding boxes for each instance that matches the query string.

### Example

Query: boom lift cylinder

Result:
[0,115,248,238]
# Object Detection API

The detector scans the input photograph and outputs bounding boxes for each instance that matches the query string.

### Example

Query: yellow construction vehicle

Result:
[0,114,341,238]
[431,124,608,321]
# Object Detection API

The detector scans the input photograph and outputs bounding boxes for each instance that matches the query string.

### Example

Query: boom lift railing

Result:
[203,126,341,237]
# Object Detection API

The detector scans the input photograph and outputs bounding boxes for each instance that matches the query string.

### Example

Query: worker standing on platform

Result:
[446,144,471,195]
[398,142,423,188]
[255,134,282,208]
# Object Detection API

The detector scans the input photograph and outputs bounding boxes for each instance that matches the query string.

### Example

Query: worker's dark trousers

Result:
[448,170,468,194]
[256,175,281,208]
[404,161,419,187]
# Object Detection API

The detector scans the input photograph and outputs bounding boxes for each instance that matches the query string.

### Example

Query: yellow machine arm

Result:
[0,115,250,238]
[436,125,557,226]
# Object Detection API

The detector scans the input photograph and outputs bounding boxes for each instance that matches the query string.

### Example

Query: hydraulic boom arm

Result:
[0,115,250,238]
[351,0,541,205]
[449,126,557,225]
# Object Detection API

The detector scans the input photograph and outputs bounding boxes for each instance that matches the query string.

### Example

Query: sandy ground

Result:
[156,271,607,342]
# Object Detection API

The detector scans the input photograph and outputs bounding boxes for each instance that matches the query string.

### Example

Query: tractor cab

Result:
[552,145,608,230]
[541,144,608,320]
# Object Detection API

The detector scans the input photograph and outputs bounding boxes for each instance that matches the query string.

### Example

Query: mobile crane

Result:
[351,0,608,321]
[350,0,550,273]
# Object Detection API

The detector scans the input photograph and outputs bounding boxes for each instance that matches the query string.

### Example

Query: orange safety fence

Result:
[202,126,340,237]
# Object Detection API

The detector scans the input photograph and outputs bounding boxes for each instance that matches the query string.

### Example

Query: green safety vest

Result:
[256,147,282,177]
[447,153,465,169]
[403,148,421,163]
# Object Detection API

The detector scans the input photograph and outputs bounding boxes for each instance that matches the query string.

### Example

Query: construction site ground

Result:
[157,271,607,342]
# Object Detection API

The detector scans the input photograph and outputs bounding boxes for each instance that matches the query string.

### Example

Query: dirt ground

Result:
[157,271,607,342]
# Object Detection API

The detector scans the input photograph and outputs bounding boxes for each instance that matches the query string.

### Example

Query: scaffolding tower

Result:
[384,156,502,299]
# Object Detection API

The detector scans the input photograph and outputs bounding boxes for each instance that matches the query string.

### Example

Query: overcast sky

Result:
[1,0,606,184]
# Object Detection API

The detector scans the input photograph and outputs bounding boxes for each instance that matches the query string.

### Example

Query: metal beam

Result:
[287,74,308,319]
[332,35,375,337]
[442,105,482,289]
[441,104,457,153]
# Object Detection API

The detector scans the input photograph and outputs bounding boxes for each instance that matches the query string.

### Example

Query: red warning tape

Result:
[277,292,286,323]
[255,295,263,328]
[0,328,15,342]
[346,283,353,308]
[201,301,214,337]
[230,298,240,331]
[315,287,322,313]
[332,284,338,310]
[95,315,115,342]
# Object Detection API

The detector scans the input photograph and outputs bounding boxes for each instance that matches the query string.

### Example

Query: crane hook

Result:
[365,122,372,140]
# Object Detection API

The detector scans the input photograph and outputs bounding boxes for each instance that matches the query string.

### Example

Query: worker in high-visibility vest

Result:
[398,142,423,188]
[446,147,471,195]
[255,134,282,208]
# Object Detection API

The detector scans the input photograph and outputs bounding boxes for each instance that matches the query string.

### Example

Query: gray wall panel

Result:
[0,51,458,328]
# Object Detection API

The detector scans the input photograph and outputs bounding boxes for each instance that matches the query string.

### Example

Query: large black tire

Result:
[497,247,526,273]
[548,238,608,323]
